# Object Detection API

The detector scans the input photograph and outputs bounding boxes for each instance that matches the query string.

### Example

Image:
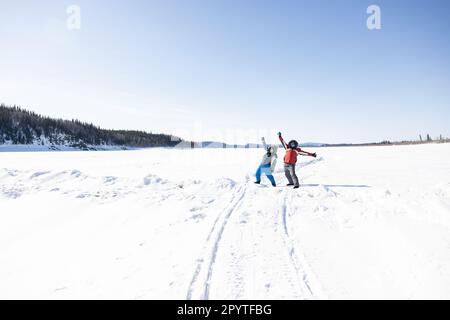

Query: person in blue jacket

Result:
[255,137,278,187]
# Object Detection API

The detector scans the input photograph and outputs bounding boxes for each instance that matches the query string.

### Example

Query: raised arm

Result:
[278,132,287,150]
[261,137,268,149]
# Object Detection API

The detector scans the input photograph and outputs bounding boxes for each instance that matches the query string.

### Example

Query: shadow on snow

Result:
[301,184,371,188]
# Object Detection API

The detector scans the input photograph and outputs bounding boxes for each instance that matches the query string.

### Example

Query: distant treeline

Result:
[323,138,450,148]
[0,104,181,149]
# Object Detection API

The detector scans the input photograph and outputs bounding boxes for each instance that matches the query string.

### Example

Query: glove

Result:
[277,132,282,137]
[312,153,317,158]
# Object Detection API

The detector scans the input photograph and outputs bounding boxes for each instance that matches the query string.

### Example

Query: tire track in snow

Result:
[202,187,247,300]
[187,184,247,300]
[199,186,306,299]
[279,192,325,299]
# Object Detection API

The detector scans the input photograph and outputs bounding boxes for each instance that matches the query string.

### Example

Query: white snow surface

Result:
[0,144,130,152]
[1,144,450,300]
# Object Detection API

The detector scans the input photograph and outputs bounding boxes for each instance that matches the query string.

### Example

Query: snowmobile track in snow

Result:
[279,192,323,299]
[186,184,247,300]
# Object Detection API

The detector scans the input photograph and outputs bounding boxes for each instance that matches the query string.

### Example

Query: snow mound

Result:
[143,174,165,186]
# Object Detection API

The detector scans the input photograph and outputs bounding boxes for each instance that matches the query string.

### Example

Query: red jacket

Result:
[279,136,315,164]
[284,148,302,164]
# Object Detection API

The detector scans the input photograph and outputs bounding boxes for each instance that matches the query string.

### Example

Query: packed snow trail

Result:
[1,144,450,299]
[187,181,325,300]
[279,192,320,298]
[186,156,328,300]
[186,184,247,300]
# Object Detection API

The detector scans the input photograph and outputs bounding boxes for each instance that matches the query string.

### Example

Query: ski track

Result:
[186,184,247,300]
[186,158,325,300]
[279,191,325,299]
[280,157,324,299]
[203,187,247,299]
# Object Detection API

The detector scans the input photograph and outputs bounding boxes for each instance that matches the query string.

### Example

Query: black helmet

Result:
[288,140,299,149]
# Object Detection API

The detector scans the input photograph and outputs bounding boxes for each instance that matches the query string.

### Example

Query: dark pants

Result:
[284,163,299,187]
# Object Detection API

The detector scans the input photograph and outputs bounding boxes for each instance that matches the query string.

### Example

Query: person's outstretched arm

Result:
[297,148,317,158]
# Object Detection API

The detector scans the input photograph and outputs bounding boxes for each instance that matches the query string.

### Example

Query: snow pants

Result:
[256,164,276,186]
[284,163,299,187]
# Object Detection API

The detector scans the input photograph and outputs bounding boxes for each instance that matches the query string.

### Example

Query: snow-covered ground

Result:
[1,143,450,300]
[0,144,130,152]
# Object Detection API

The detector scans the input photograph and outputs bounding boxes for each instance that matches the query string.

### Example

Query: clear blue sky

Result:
[1,0,449,144]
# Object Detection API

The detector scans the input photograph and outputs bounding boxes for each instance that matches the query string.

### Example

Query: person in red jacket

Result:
[278,132,317,189]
